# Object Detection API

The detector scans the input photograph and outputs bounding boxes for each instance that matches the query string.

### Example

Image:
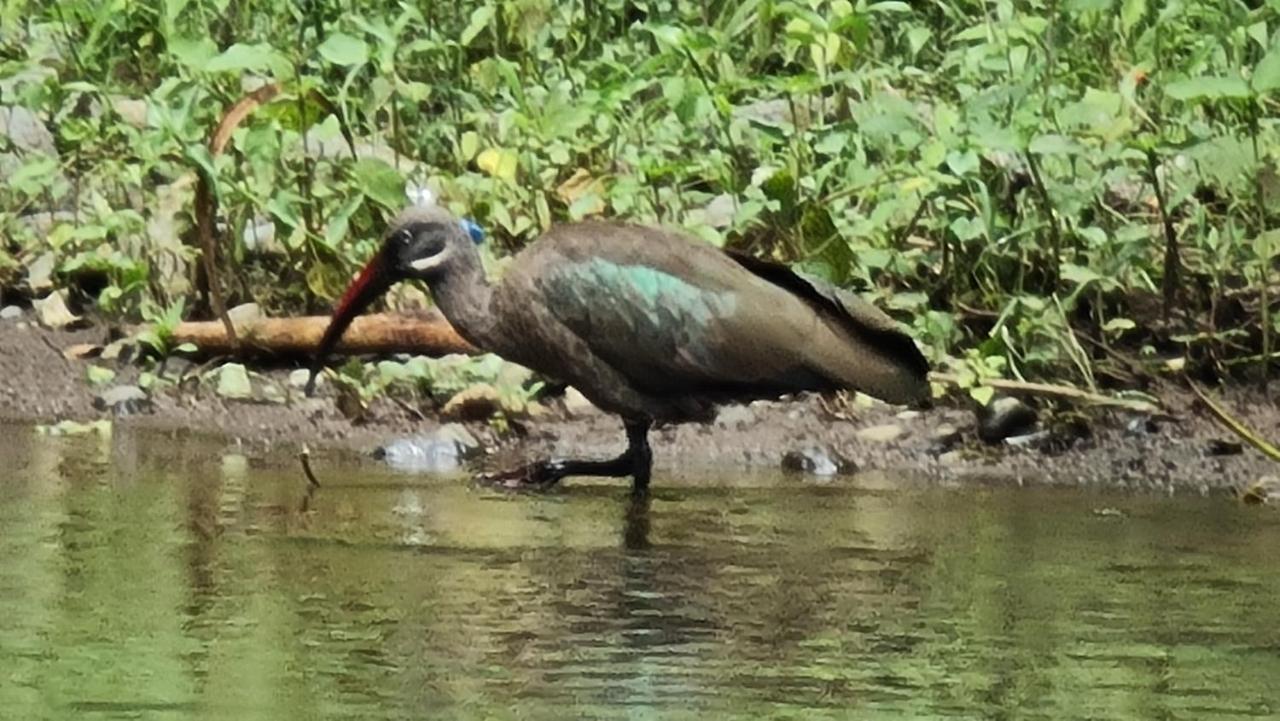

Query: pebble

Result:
[1004,430,1054,449]
[0,305,21,320]
[781,446,856,477]
[93,385,151,416]
[856,423,904,443]
[977,395,1038,444]
[562,386,600,417]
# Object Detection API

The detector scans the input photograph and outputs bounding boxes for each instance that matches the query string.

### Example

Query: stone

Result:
[109,95,149,128]
[976,395,1038,444]
[562,386,600,417]
[1003,430,1054,449]
[781,446,856,477]
[93,385,151,416]
[0,305,22,320]
[856,424,904,443]
[215,363,253,400]
[288,368,316,389]
[0,105,56,155]
[227,302,263,331]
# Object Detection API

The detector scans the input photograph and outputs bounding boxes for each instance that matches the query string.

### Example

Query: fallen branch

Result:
[928,371,1165,415]
[169,311,476,357]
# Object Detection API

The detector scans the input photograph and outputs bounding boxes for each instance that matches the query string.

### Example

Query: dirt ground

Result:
[2,313,1278,496]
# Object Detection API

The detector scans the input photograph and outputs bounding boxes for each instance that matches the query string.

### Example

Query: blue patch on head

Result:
[459,218,485,244]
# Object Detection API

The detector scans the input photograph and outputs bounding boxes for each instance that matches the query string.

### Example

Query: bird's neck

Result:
[429,257,498,350]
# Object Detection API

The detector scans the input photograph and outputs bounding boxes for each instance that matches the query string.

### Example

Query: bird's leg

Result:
[482,420,653,493]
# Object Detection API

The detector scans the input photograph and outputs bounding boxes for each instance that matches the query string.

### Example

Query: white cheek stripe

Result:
[409,252,449,271]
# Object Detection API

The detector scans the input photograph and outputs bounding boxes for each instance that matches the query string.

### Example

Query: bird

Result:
[310,205,930,494]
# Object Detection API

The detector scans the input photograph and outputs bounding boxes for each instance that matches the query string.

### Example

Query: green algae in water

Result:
[1,425,1278,720]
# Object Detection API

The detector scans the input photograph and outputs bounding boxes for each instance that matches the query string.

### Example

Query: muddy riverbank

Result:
[1,314,1277,495]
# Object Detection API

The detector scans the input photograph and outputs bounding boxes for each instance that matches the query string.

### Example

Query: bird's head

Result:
[305,206,485,395]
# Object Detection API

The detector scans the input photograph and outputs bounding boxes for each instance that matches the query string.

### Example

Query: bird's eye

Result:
[395,229,413,245]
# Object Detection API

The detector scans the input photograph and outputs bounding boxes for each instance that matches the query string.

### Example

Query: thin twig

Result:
[1146,148,1180,323]
[299,444,322,489]
[1186,377,1280,463]
[929,371,1165,414]
[1023,152,1062,289]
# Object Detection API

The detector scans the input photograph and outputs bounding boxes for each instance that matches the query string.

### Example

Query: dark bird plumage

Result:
[312,206,930,493]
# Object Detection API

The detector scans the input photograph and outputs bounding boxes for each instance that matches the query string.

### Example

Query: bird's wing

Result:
[503,222,825,398]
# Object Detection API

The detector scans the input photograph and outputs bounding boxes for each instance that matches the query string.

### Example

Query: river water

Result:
[2,425,1278,720]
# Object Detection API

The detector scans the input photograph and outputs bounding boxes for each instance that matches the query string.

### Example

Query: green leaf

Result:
[1252,43,1280,93]
[1165,75,1251,101]
[1120,0,1146,35]
[167,36,216,68]
[353,158,405,209]
[317,32,368,66]
[1061,263,1104,286]
[205,43,290,77]
[970,385,995,406]
[460,5,496,47]
[86,365,116,386]
[1029,133,1083,156]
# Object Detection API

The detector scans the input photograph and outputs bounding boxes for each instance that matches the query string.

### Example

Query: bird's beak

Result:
[305,249,396,396]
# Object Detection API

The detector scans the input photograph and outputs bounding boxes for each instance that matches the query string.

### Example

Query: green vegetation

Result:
[2,0,1279,396]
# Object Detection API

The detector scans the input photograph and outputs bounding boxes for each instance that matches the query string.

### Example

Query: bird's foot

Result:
[478,459,568,491]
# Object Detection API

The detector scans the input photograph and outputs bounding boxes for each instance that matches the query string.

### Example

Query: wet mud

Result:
[1,316,1277,495]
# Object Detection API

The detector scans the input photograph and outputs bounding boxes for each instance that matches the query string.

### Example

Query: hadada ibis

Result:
[312,206,930,493]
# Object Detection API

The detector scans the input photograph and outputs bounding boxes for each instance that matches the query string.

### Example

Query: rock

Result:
[227,302,263,331]
[686,193,736,229]
[928,424,962,453]
[562,386,600,417]
[215,363,254,400]
[781,446,856,477]
[1206,439,1243,456]
[15,211,76,238]
[977,395,1038,444]
[93,385,151,416]
[0,305,22,320]
[1004,430,1054,449]
[441,384,501,421]
[25,251,55,293]
[288,368,316,389]
[109,95,148,128]
[1125,417,1159,436]
[0,105,57,155]
[375,423,481,473]
[32,291,82,329]
[715,404,756,430]
[856,424,904,443]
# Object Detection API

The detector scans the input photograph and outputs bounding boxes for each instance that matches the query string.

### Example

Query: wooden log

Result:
[170,312,478,357]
